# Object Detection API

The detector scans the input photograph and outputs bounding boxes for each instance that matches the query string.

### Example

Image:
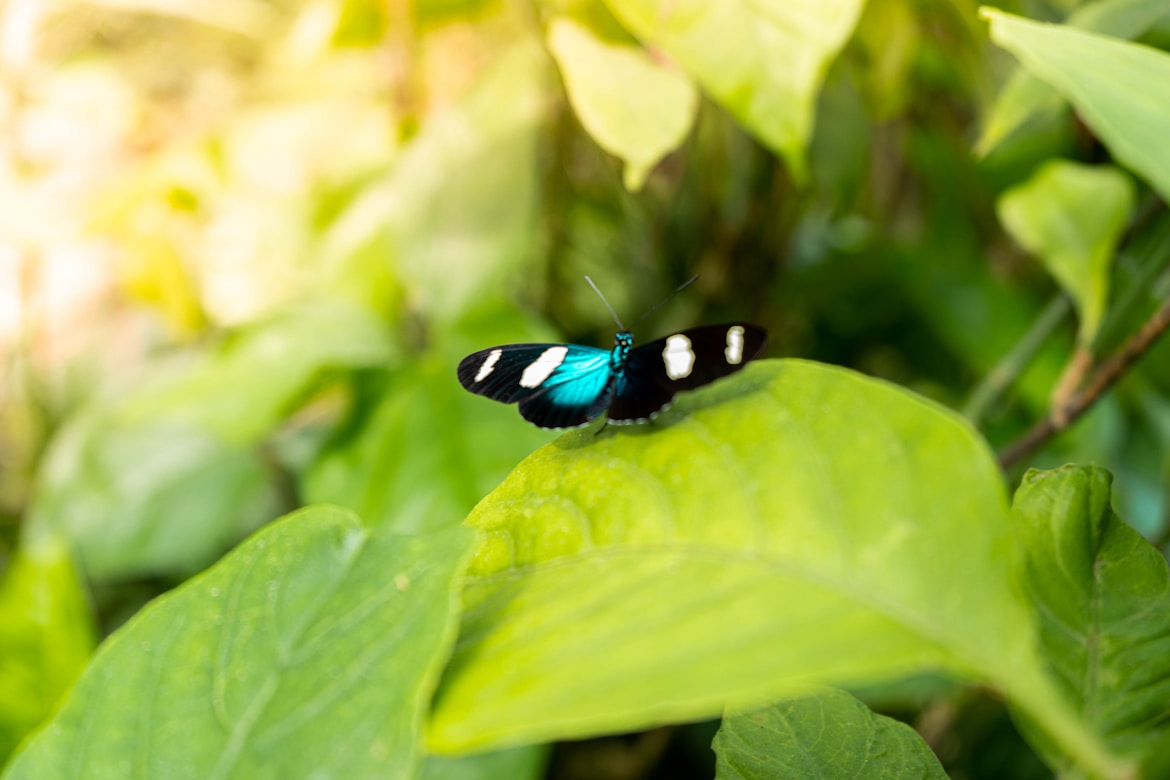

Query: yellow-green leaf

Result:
[977,0,1170,155]
[547,17,697,191]
[429,360,1121,777]
[604,0,865,179]
[983,8,1170,204]
[997,161,1134,345]
[0,536,94,764]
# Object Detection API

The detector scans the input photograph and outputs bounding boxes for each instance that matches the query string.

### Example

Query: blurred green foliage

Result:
[1,0,1169,778]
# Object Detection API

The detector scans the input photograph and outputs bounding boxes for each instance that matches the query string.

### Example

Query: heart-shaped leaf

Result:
[997,161,1134,345]
[429,360,1120,777]
[603,0,865,179]
[3,507,472,780]
[713,688,947,779]
[547,17,697,191]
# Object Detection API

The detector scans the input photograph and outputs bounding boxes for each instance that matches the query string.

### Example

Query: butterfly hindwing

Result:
[609,323,767,423]
[518,371,616,429]
[457,343,615,428]
[607,370,676,424]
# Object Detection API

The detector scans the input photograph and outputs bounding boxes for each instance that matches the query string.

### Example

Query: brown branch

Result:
[998,297,1170,470]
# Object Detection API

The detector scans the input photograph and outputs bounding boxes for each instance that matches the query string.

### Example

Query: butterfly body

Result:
[457,324,766,429]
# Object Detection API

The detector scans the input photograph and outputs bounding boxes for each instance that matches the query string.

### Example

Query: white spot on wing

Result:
[662,334,695,380]
[474,349,502,382]
[520,346,568,388]
[725,325,745,364]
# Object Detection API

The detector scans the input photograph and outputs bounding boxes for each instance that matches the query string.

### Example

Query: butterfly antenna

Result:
[585,275,626,331]
[631,274,699,328]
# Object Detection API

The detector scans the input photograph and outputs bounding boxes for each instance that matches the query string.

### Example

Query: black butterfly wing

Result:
[608,323,767,424]
[457,343,615,429]
[517,371,617,429]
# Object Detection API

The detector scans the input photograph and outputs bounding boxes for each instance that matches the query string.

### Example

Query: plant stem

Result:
[963,295,1070,425]
[999,296,1170,469]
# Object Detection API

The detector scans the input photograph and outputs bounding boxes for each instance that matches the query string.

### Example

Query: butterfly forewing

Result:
[457,343,615,428]
[608,323,767,423]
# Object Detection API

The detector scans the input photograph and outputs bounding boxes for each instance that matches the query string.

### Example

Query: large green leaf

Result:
[3,507,473,780]
[0,536,94,765]
[997,161,1134,345]
[1011,466,1170,763]
[429,360,1122,777]
[603,0,865,179]
[977,0,1170,155]
[983,8,1170,204]
[712,688,947,779]
[547,17,697,191]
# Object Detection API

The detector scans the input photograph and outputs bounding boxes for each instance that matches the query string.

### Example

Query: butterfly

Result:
[456,277,767,429]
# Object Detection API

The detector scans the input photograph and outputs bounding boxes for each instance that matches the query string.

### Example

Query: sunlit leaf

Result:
[321,42,548,322]
[713,688,947,779]
[0,536,94,765]
[1012,466,1170,761]
[603,0,865,179]
[997,161,1134,345]
[429,360,1119,777]
[977,0,1170,155]
[547,17,697,191]
[3,508,473,780]
[983,8,1170,203]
